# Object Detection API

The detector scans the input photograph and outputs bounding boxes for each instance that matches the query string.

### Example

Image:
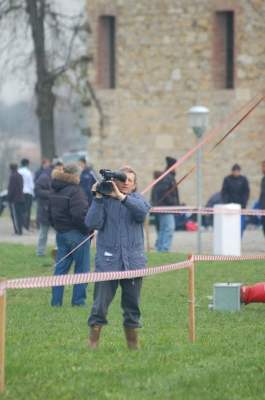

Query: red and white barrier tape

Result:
[151,206,265,216]
[193,254,265,262]
[2,253,265,294]
[4,260,192,291]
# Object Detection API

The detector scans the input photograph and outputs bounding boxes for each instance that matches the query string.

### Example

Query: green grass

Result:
[1,243,265,399]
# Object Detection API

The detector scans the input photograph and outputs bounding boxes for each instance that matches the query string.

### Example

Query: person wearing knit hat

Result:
[152,156,180,252]
[166,157,177,169]
[221,164,250,238]
[232,164,241,171]
[46,160,91,307]
[63,160,82,176]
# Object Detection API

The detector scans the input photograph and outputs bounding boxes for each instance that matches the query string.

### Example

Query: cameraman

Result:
[85,166,151,350]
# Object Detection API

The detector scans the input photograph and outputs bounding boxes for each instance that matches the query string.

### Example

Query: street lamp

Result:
[188,106,210,254]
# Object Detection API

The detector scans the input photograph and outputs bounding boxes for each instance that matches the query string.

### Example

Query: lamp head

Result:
[188,106,210,138]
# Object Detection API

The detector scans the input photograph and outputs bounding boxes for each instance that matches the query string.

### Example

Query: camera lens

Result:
[99,182,113,195]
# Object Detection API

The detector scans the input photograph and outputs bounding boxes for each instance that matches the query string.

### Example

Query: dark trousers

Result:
[23,193,33,230]
[88,277,143,327]
[262,216,265,236]
[10,202,24,235]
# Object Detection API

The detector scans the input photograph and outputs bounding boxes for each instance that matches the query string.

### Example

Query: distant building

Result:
[86,0,265,205]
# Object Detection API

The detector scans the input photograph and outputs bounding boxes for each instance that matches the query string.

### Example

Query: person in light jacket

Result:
[18,158,35,231]
[85,165,151,350]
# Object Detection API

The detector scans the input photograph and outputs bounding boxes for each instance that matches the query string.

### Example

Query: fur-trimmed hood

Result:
[51,169,80,185]
[47,169,90,236]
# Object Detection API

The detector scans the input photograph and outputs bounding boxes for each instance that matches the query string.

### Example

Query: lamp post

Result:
[188,106,210,254]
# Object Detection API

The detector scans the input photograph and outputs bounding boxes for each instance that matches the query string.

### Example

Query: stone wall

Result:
[86,0,265,206]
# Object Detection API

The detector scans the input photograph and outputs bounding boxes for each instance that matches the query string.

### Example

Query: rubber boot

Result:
[88,326,102,350]
[124,327,140,350]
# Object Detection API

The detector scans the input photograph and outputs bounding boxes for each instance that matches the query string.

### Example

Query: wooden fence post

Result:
[188,254,195,343]
[0,278,6,394]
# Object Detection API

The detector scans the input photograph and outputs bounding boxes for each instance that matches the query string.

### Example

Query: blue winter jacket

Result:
[85,193,151,272]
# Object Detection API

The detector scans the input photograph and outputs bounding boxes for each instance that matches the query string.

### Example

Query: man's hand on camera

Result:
[91,182,102,199]
[107,181,126,201]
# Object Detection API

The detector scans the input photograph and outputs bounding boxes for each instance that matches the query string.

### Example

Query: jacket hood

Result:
[51,169,80,188]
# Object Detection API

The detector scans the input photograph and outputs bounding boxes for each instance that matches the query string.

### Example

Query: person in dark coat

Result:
[153,157,179,252]
[6,163,25,236]
[259,161,265,249]
[34,158,51,183]
[46,161,90,307]
[150,170,162,246]
[85,165,151,350]
[78,158,98,207]
[203,191,223,228]
[34,162,63,257]
[221,164,250,237]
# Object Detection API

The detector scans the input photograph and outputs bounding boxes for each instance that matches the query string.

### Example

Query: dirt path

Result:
[0,216,264,255]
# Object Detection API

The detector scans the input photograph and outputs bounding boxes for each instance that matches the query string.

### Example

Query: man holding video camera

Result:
[85,166,151,350]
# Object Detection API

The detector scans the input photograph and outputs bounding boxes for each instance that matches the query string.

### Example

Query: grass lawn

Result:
[1,243,265,399]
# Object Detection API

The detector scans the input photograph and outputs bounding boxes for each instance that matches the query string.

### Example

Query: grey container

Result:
[213,283,243,312]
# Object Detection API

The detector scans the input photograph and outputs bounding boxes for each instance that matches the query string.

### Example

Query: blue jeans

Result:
[51,230,90,307]
[157,214,175,252]
[36,223,50,255]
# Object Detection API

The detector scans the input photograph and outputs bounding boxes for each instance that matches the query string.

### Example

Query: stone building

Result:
[86,0,265,206]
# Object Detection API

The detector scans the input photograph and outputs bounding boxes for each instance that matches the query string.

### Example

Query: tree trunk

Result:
[26,0,56,160]
[36,81,56,159]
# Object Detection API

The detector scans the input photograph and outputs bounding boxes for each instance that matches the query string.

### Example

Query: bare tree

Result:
[0,0,93,159]
[0,136,20,190]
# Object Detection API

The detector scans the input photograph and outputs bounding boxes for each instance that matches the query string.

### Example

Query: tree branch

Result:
[0,2,25,19]
[86,80,105,135]
[48,55,92,81]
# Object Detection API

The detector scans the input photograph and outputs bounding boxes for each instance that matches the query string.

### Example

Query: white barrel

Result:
[213,203,241,256]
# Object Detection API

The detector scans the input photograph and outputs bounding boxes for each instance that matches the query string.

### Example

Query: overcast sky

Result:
[0,0,85,105]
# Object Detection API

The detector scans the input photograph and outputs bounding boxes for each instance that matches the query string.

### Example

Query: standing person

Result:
[221,164,250,237]
[6,163,25,236]
[34,162,63,257]
[150,170,161,248]
[154,157,179,252]
[78,157,98,206]
[258,161,265,250]
[47,161,91,307]
[85,166,151,350]
[34,158,51,183]
[18,158,35,231]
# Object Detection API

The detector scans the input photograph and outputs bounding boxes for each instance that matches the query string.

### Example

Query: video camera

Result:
[97,169,127,195]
